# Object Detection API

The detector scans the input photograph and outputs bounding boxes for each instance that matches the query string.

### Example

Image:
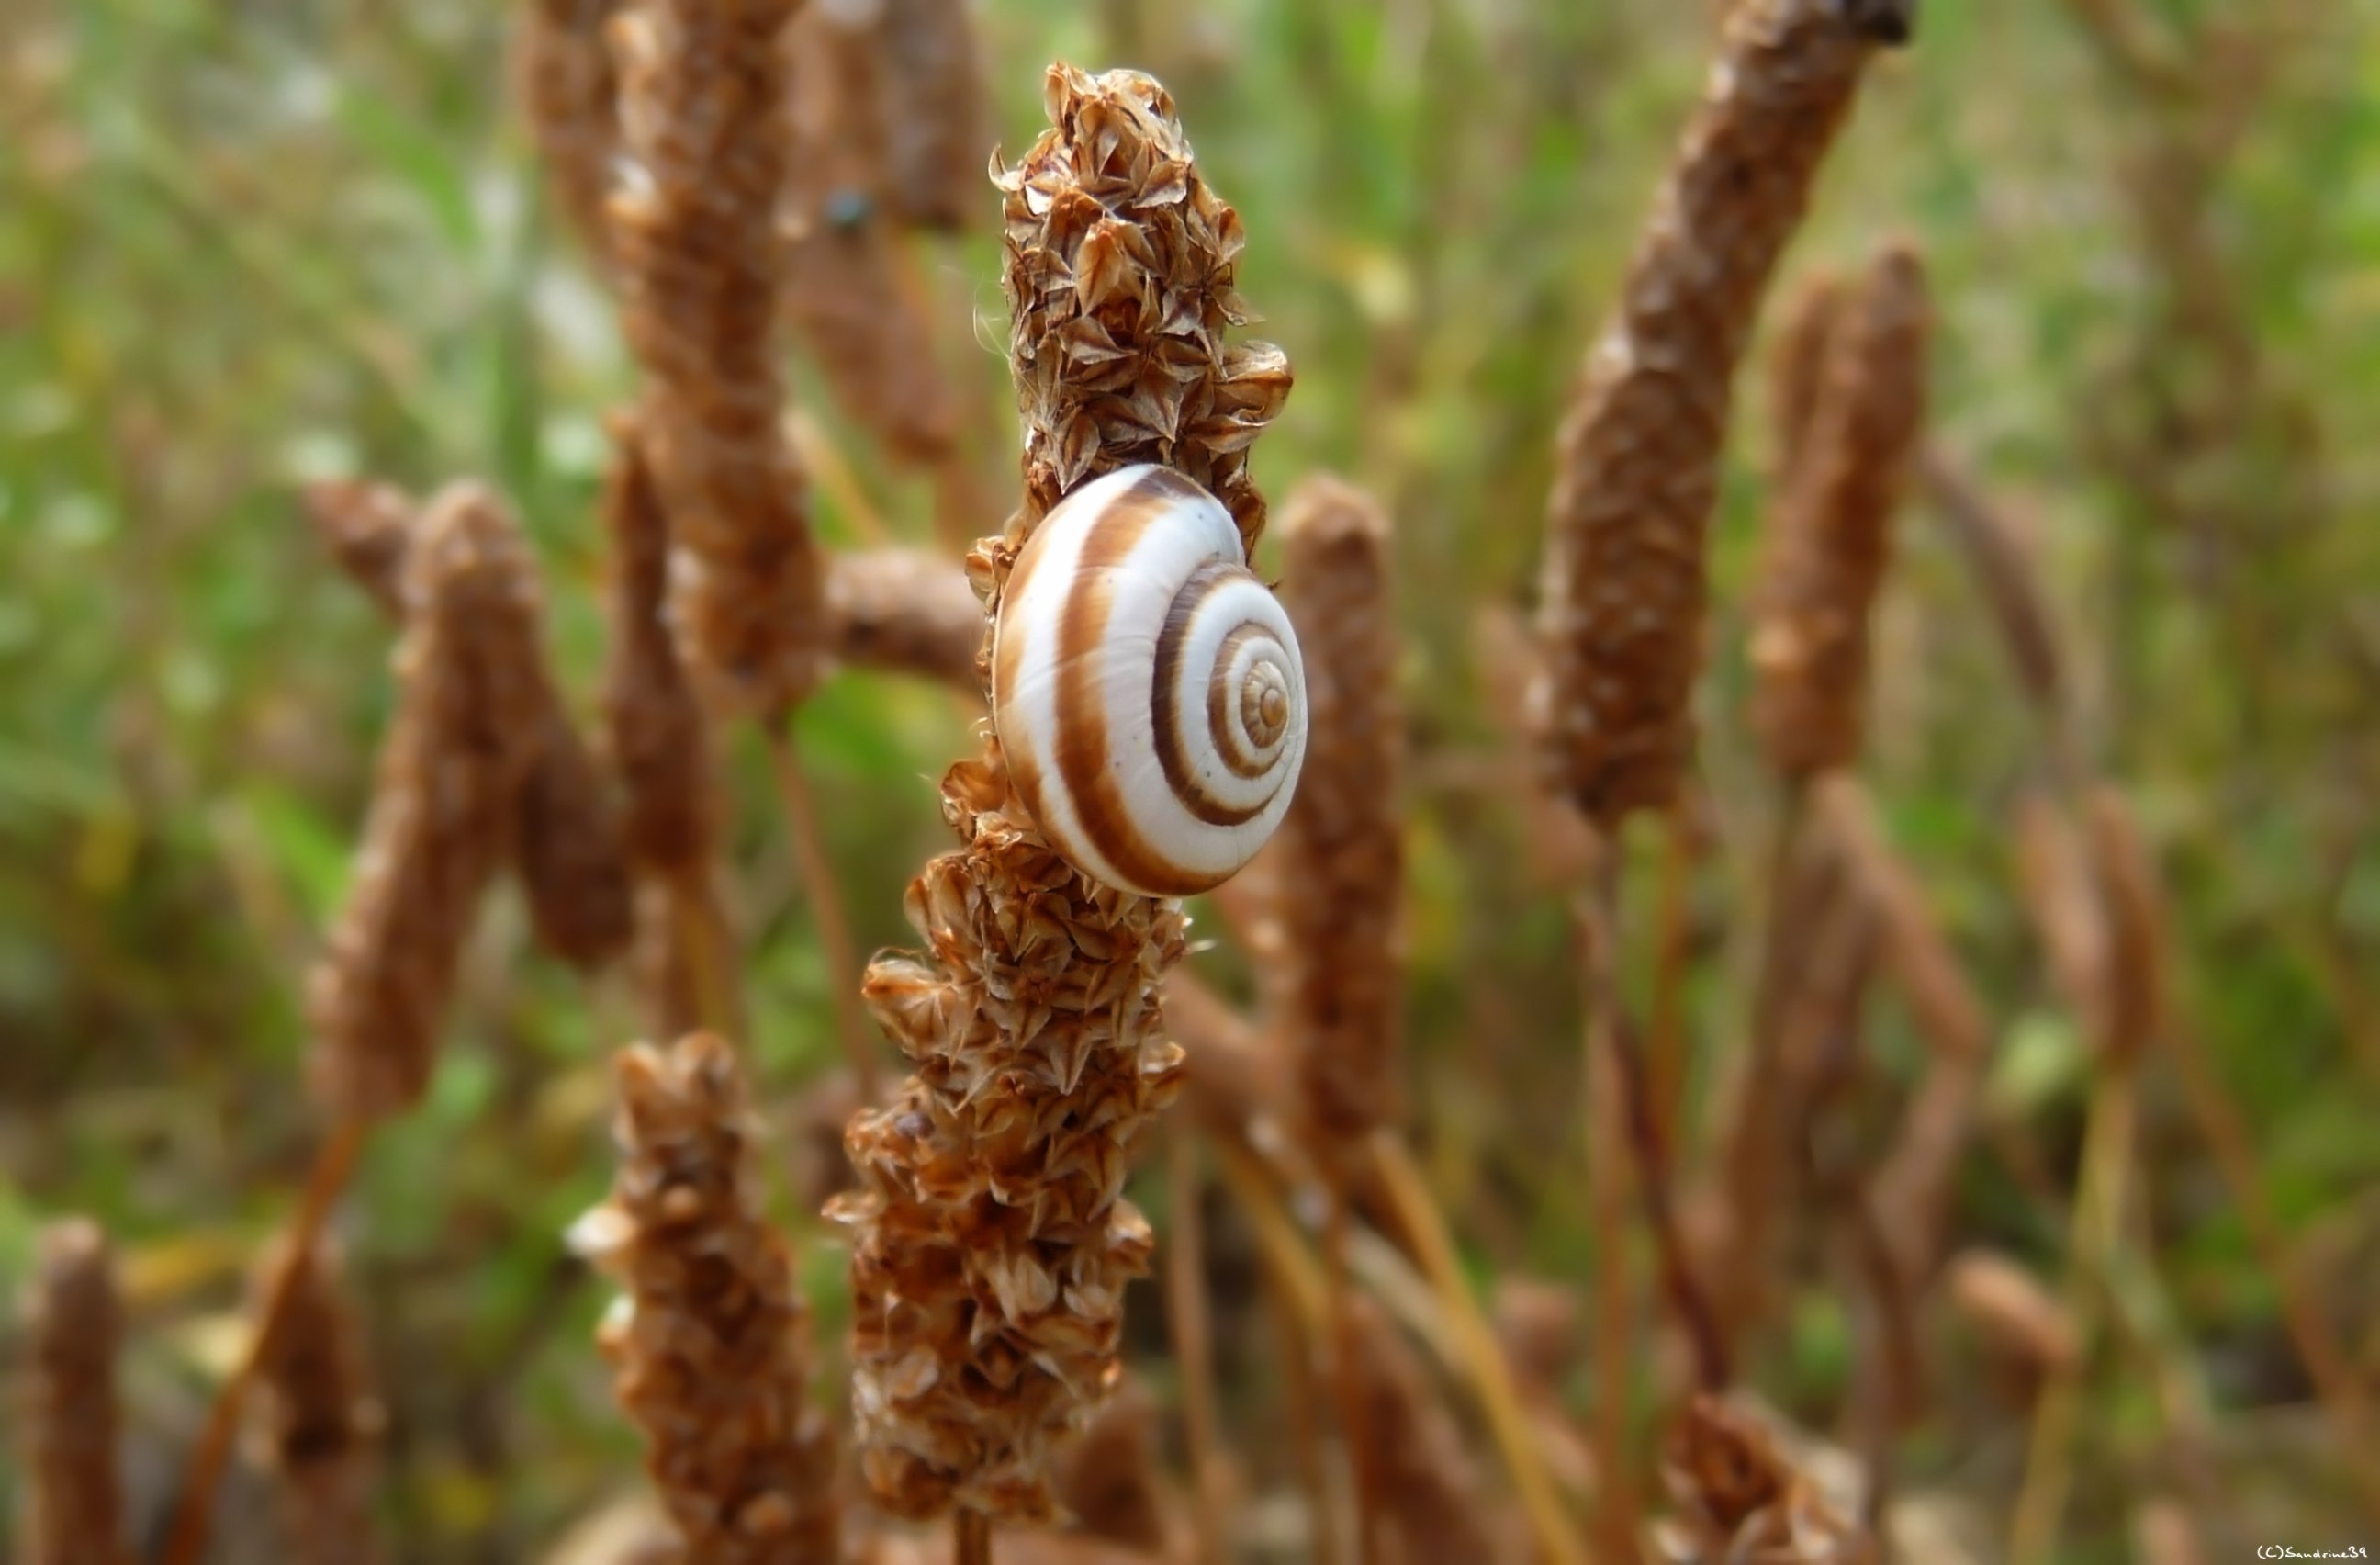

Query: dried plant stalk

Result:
[574,1034,842,1562]
[1533,0,1911,823]
[1275,474,1404,1147]
[1655,1396,1875,1565]
[829,546,986,691]
[249,1238,385,1565]
[1767,271,1842,492]
[17,1220,129,1565]
[1752,245,1931,780]
[518,0,625,261]
[1342,1295,1501,1565]
[781,0,961,465]
[308,484,552,1120]
[304,479,635,971]
[1944,1249,2080,1376]
[608,0,828,715]
[877,0,991,231]
[830,64,1289,1526]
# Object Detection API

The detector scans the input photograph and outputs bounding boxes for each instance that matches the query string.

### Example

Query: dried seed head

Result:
[575,1034,842,1563]
[876,0,991,231]
[1050,1378,1167,1551]
[1656,1396,1875,1565]
[250,1238,385,1565]
[608,0,829,715]
[516,0,625,263]
[601,410,717,875]
[832,62,1274,1526]
[828,546,985,690]
[1274,474,1405,1148]
[780,1,961,465]
[993,62,1293,577]
[1944,1249,2079,1374]
[1766,272,1843,496]
[305,478,635,973]
[2084,787,2166,1065]
[1342,1294,1501,1565]
[301,480,413,618]
[308,484,550,1120]
[1534,0,1904,824]
[1751,245,1931,780]
[17,1220,130,1565]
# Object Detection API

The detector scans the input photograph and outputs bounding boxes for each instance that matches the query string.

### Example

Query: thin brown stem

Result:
[952,1507,992,1565]
[667,862,744,1041]
[1577,843,1642,1558]
[1326,1185,1379,1565]
[1368,1132,1590,1565]
[162,1118,366,1565]
[1165,1129,1229,1565]
[1646,797,1698,1154]
[762,719,881,1100]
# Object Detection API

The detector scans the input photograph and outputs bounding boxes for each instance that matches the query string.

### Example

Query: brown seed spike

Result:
[876,0,992,231]
[1533,0,1907,825]
[308,484,550,1120]
[516,0,626,264]
[17,1220,130,1565]
[832,61,1274,1527]
[1275,474,1406,1149]
[250,1238,386,1565]
[994,63,1293,572]
[1751,245,1931,781]
[574,1035,842,1564]
[607,0,829,715]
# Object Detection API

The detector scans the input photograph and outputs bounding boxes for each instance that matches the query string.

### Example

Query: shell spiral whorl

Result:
[994,465,1308,898]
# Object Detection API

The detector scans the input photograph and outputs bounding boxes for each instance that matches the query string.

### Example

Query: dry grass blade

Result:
[248,1237,386,1565]
[607,0,829,715]
[1751,245,1931,781]
[572,1034,843,1562]
[831,64,1285,1528]
[17,1219,130,1565]
[1534,0,1912,824]
[1919,451,2070,743]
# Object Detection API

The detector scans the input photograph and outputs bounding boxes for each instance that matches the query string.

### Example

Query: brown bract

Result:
[608,0,828,715]
[1656,1396,1875,1565]
[1533,0,1909,824]
[831,62,1285,1526]
[17,1220,129,1565]
[308,484,551,1120]
[1751,246,1931,780]
[1275,474,1405,1147]
[993,63,1292,572]
[249,1239,385,1565]
[575,1034,842,1564]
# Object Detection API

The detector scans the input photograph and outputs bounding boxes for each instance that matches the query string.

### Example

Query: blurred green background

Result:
[5,1,2379,1559]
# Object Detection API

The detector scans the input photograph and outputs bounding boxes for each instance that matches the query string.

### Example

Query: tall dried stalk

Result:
[828,547,987,691]
[780,0,960,467]
[830,64,1288,1529]
[1341,1294,1501,1565]
[518,0,624,261]
[248,1238,385,1565]
[601,411,738,1039]
[1533,0,1913,822]
[607,0,829,716]
[309,482,555,1121]
[573,1034,842,1562]
[875,0,990,232]
[17,1219,129,1565]
[304,479,636,972]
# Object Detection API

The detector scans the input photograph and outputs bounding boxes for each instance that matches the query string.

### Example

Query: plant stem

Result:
[762,718,881,1101]
[162,1118,366,1565]
[1577,837,1643,1558]
[1368,1132,1590,1565]
[953,1507,992,1565]
[1165,1129,1229,1565]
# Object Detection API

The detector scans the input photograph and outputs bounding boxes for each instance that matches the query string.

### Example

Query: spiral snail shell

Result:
[993,465,1308,898]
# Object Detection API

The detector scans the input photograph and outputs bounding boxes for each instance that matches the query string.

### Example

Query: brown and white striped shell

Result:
[993,466,1308,898]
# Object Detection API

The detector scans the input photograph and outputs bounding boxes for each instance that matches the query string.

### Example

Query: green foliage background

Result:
[4,1,2378,1558]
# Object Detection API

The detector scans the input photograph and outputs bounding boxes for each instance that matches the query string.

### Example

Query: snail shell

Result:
[993,465,1308,898]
